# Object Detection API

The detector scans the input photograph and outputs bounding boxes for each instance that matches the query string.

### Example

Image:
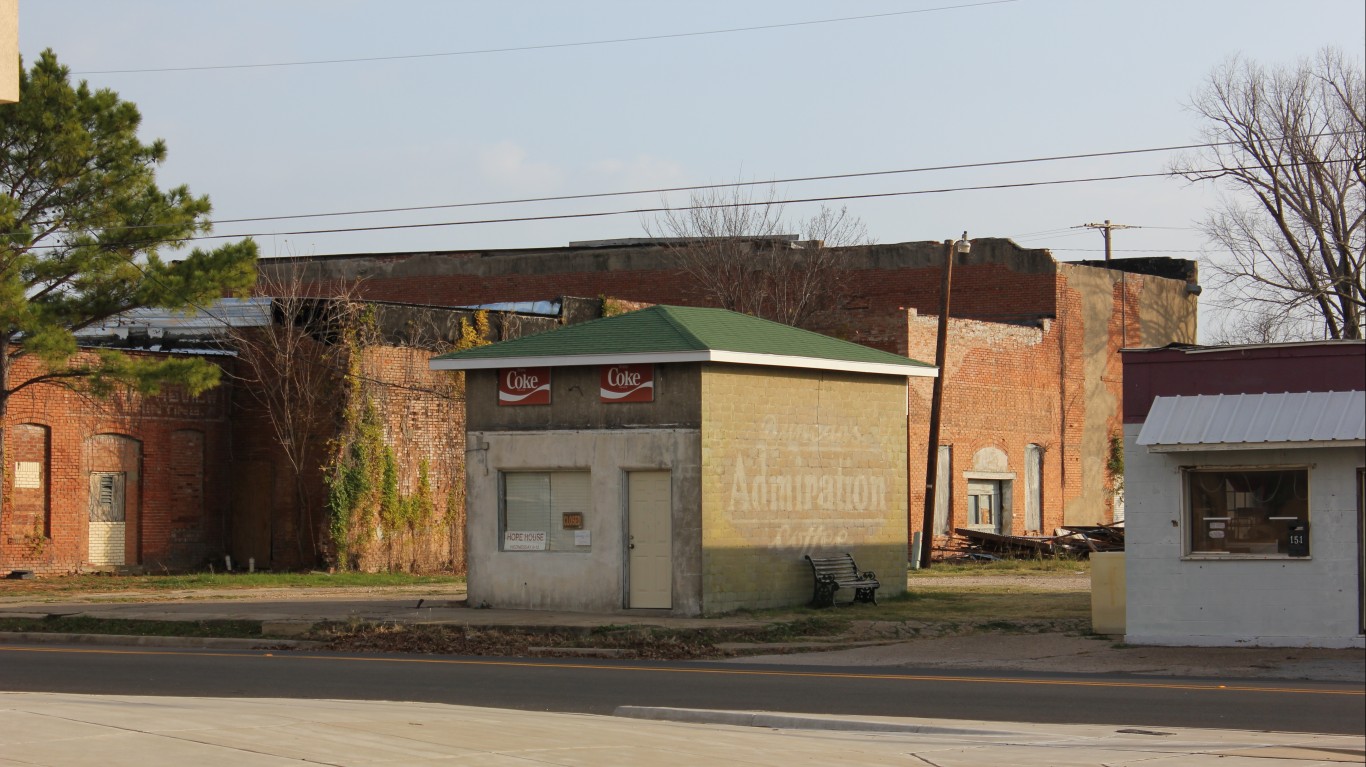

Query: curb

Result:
[613,706,1015,735]
[0,631,322,650]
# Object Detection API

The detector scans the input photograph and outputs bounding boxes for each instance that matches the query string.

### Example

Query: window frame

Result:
[1181,464,1311,560]
[498,470,592,553]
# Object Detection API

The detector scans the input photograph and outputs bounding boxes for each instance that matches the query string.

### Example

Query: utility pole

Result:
[1074,220,1138,263]
[919,232,970,570]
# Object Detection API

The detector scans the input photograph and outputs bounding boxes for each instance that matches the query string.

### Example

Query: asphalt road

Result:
[2,644,1362,735]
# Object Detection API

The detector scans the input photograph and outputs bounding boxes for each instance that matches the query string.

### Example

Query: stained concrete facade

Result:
[461,362,909,616]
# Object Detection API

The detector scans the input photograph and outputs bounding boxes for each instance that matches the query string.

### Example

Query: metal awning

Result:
[1136,391,1365,452]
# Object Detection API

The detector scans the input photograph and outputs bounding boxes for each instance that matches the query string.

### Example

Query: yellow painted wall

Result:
[699,365,908,614]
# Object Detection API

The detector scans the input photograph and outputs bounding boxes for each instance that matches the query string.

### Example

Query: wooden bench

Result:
[804,553,880,608]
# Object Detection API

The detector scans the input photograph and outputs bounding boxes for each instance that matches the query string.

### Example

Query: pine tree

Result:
[0,50,257,510]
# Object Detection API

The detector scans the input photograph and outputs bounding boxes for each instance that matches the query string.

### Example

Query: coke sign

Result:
[498,367,551,406]
[599,364,654,403]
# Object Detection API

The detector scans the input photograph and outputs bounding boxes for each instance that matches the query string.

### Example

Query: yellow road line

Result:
[2,644,1360,696]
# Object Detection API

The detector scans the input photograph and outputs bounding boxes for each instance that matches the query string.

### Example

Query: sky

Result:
[17,1,1366,340]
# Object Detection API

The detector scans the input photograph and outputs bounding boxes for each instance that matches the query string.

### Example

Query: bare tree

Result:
[1173,48,1365,340]
[647,185,870,328]
[227,267,365,563]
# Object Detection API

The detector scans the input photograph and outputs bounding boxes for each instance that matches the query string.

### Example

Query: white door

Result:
[627,471,672,609]
[88,472,126,566]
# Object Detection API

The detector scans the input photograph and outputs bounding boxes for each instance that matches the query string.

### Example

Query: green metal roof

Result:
[430,305,934,376]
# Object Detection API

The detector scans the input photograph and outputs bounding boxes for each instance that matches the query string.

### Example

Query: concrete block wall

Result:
[699,365,908,614]
[1123,424,1365,648]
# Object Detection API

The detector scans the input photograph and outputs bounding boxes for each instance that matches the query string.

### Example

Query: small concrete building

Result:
[430,305,935,615]
[1122,341,1365,648]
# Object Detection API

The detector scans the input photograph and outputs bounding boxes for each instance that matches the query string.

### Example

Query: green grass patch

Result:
[0,571,464,596]
[0,616,264,638]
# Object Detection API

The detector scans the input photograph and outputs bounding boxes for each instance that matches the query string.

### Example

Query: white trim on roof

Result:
[1136,391,1366,452]
[429,350,937,378]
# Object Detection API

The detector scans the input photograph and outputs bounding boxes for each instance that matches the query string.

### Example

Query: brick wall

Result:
[262,240,1197,561]
[228,338,467,574]
[1,351,232,575]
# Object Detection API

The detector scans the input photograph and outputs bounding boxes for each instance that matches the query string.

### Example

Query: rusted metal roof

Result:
[1136,391,1365,451]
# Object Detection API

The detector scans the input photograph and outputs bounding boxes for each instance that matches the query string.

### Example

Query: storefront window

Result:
[1186,468,1309,556]
[501,471,591,552]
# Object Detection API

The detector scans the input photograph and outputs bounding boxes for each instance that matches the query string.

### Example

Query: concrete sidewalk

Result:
[1,693,1363,767]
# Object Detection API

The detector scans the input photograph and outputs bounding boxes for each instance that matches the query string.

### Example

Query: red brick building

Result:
[1,351,234,575]
[262,238,1201,554]
[0,299,552,576]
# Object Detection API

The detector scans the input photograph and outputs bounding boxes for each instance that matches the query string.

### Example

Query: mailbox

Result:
[1286,522,1310,557]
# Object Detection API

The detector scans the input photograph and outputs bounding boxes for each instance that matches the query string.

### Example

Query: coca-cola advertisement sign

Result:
[498,367,551,406]
[599,364,654,403]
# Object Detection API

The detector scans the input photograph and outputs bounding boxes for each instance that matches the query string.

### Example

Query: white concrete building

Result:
[1122,342,1365,648]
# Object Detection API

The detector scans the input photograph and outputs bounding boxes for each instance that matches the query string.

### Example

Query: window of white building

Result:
[1185,467,1309,557]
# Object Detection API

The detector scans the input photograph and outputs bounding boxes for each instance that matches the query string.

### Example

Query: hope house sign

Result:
[599,364,654,403]
[498,367,551,406]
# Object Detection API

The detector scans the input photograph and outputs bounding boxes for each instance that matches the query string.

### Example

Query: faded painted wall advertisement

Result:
[722,415,894,552]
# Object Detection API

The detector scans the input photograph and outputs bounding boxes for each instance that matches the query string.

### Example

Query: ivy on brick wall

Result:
[1106,431,1125,496]
[323,305,470,572]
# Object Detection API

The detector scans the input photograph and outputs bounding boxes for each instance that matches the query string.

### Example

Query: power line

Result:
[153,157,1366,245]
[21,157,1355,251]
[73,1,1019,75]
[129,169,1194,244]
[206,139,1246,227]
[15,132,1359,242]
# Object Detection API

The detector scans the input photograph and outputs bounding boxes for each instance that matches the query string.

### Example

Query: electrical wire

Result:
[73,1,1019,75]
[109,158,1366,246]
[205,138,1265,226]
[13,131,1359,243]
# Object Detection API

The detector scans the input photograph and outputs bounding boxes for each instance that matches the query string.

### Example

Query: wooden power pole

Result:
[1074,219,1137,263]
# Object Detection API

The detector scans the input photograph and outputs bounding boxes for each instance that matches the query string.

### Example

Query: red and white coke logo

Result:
[498,367,551,406]
[600,364,654,403]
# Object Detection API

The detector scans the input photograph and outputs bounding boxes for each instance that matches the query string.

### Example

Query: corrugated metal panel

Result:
[1137,391,1366,447]
[75,297,272,335]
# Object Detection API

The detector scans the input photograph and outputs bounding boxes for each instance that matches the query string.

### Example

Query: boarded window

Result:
[967,479,1000,532]
[933,445,951,536]
[89,473,126,523]
[1025,444,1043,532]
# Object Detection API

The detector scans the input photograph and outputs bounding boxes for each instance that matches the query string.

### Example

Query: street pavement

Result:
[1,586,1363,765]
